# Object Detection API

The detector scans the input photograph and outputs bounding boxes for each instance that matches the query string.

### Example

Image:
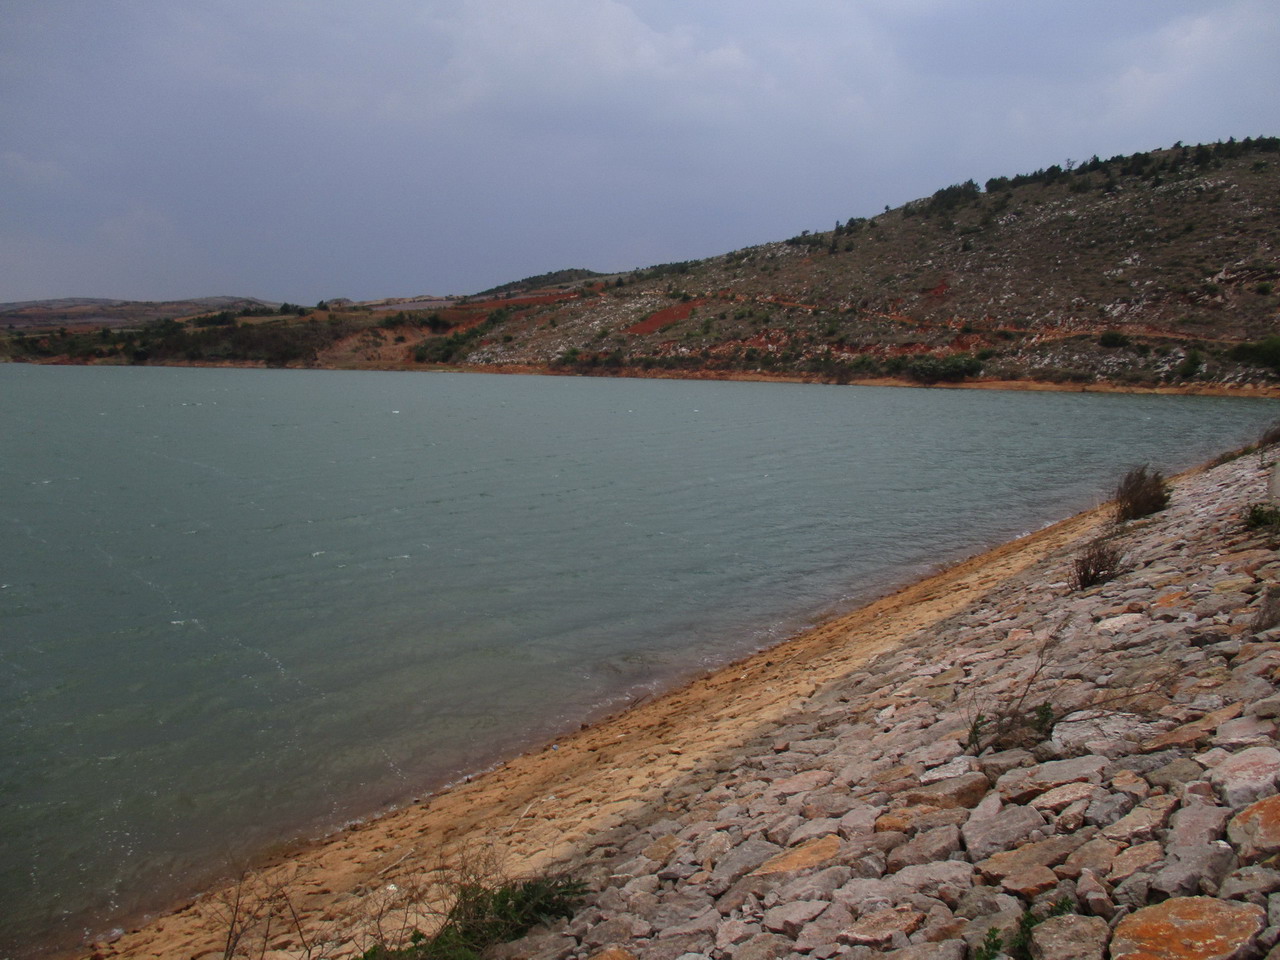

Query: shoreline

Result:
[76,485,1117,960]
[13,356,1280,399]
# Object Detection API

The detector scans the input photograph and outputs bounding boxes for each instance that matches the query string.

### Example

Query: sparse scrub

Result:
[1244,503,1280,531]
[1114,464,1170,521]
[207,852,582,960]
[1071,538,1126,590]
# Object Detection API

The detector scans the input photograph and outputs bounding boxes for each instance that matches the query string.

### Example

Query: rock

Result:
[1027,913,1109,960]
[996,756,1109,804]
[1076,868,1116,920]
[979,749,1035,780]
[1149,758,1210,792]
[976,831,1094,881]
[1101,793,1179,843]
[839,906,925,948]
[1000,864,1059,898]
[1167,801,1233,849]
[1145,704,1244,752]
[580,918,638,950]
[882,941,965,960]
[919,756,979,785]
[730,932,793,960]
[1111,897,1265,960]
[765,769,835,799]
[708,836,784,894]
[1229,795,1280,862]
[794,903,856,953]
[787,818,840,846]
[1108,841,1165,883]
[1030,781,1098,812]
[1211,747,1280,807]
[1150,842,1236,899]
[1084,789,1136,827]
[1214,716,1280,749]
[762,900,827,937]
[657,907,720,940]
[898,773,992,810]
[1219,867,1280,905]
[1051,711,1164,756]
[1063,837,1123,877]
[961,803,1048,860]
[753,834,840,876]
[776,865,855,902]
[887,825,961,872]
[891,862,975,905]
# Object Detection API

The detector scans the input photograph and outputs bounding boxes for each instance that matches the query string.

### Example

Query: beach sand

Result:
[76,490,1115,960]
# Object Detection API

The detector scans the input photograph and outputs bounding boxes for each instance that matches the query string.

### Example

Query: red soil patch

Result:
[627,299,708,336]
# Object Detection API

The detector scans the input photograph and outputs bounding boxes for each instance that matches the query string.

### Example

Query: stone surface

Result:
[961,803,1047,860]
[1230,795,1280,862]
[1027,913,1109,960]
[753,834,842,876]
[996,756,1109,804]
[1209,747,1280,808]
[1111,897,1266,960]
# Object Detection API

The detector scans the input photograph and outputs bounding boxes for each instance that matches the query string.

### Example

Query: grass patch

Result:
[358,874,585,960]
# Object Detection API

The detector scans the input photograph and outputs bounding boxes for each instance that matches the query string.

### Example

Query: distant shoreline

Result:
[14,355,1280,400]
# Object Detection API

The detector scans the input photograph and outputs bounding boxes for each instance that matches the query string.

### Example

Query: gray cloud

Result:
[1,0,1277,303]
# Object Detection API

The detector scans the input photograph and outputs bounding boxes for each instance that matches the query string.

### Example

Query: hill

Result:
[5,137,1280,391]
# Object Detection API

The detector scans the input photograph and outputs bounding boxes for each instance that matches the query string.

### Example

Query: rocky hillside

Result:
[6,137,1280,389]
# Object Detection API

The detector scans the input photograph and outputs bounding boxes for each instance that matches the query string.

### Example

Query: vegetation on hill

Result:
[5,137,1279,390]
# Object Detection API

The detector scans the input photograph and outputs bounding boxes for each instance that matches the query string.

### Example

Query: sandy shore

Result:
[75,489,1117,960]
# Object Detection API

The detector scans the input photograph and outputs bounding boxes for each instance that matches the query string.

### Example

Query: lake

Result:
[2,364,1276,955]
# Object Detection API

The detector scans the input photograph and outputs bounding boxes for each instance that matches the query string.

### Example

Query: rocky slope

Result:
[8,138,1280,391]
[489,447,1280,960]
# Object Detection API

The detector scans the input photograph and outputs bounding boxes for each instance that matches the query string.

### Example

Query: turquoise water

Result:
[2,364,1276,954]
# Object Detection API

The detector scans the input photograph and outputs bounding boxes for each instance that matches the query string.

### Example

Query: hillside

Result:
[6,137,1280,391]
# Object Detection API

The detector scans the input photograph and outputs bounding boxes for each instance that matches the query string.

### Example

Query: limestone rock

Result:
[898,772,991,810]
[1111,897,1265,960]
[1210,747,1280,807]
[996,756,1108,804]
[839,906,925,948]
[762,900,827,937]
[1229,795,1280,862]
[753,834,840,876]
[1027,913,1109,960]
[961,803,1048,861]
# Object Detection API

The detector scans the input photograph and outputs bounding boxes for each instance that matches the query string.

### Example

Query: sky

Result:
[2,1,1279,304]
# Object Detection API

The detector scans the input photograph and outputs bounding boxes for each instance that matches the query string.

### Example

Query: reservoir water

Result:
[2,364,1277,954]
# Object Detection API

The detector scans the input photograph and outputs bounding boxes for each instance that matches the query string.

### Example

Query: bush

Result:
[1071,538,1125,590]
[1115,465,1170,521]
[1260,420,1280,447]
[1244,503,1280,530]
[359,875,584,960]
[1098,330,1130,348]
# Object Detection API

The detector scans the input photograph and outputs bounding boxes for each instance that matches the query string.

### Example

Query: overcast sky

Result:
[2,1,1278,304]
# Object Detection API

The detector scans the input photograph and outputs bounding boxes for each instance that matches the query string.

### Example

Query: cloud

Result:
[0,0,1277,301]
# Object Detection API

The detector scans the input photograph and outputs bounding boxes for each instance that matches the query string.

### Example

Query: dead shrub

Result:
[1071,538,1125,590]
[1114,464,1169,522]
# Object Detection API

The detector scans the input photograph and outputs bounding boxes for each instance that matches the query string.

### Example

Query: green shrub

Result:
[1244,503,1280,530]
[1098,330,1130,348]
[359,875,584,960]
[1115,465,1170,521]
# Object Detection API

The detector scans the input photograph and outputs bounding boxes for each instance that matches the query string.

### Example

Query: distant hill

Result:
[0,296,279,331]
[6,137,1280,390]
[471,268,605,299]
